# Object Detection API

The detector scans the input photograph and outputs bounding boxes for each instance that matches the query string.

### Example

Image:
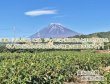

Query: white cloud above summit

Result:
[25,9,57,16]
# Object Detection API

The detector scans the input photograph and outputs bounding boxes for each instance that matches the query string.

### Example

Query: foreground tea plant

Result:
[0,51,110,84]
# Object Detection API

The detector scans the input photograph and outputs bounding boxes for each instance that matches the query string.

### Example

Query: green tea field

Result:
[0,51,110,84]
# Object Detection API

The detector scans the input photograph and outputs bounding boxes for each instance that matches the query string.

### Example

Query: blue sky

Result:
[0,0,110,38]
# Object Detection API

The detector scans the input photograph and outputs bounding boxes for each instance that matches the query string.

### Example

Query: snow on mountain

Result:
[30,23,81,38]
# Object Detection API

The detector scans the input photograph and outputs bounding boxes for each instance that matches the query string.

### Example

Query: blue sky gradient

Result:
[0,0,110,37]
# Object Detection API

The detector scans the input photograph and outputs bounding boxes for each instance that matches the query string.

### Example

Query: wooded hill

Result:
[72,31,110,39]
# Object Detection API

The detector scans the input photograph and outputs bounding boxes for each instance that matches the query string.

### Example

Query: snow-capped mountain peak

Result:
[30,23,81,38]
[48,23,64,33]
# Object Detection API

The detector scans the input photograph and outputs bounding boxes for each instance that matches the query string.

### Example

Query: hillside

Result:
[73,31,110,39]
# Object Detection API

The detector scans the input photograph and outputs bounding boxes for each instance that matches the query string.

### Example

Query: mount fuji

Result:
[30,23,81,38]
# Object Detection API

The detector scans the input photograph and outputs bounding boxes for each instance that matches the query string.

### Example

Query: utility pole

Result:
[13,26,15,44]
[37,32,41,44]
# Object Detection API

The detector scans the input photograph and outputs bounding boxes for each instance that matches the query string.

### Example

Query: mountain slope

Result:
[30,23,80,38]
[73,31,110,39]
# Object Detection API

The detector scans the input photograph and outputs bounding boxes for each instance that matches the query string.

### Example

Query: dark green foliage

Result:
[72,31,110,40]
[0,43,8,52]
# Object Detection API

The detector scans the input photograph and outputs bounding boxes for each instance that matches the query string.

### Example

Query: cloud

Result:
[25,9,57,16]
